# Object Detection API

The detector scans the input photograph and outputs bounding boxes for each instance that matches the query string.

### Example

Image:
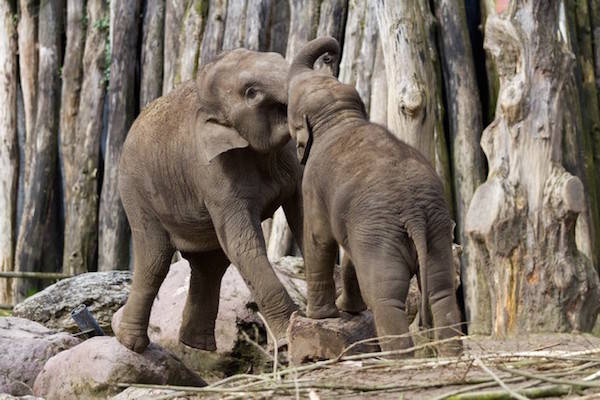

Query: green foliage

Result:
[26,287,38,298]
[0,309,12,317]
[94,16,109,32]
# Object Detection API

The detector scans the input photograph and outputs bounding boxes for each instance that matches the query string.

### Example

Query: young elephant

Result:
[117,49,302,353]
[288,37,462,355]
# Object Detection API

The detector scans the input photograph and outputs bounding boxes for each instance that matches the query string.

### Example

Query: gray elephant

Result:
[116,49,302,353]
[287,37,462,355]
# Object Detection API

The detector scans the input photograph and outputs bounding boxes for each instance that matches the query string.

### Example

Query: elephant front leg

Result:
[304,216,339,319]
[117,227,174,353]
[179,250,229,351]
[335,252,367,313]
[210,206,298,342]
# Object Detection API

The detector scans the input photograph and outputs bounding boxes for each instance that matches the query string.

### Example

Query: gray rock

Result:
[0,395,44,400]
[33,336,206,400]
[0,317,81,396]
[110,387,188,400]
[13,271,132,335]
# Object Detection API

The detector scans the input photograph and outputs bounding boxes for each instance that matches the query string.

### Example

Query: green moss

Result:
[93,16,109,32]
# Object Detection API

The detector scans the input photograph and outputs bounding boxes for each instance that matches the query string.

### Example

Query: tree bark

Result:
[375,0,454,209]
[98,0,141,272]
[17,0,37,188]
[268,0,289,55]
[140,0,165,108]
[222,0,247,50]
[162,0,186,94]
[369,41,387,125]
[0,0,18,304]
[15,0,63,300]
[432,0,485,333]
[175,0,207,84]
[465,1,600,335]
[198,0,227,65]
[245,0,270,51]
[338,0,377,110]
[63,0,109,276]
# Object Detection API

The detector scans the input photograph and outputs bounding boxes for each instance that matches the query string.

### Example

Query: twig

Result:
[498,366,600,388]
[473,357,528,400]
[444,385,573,400]
[430,377,526,400]
[256,312,278,380]
[241,330,274,361]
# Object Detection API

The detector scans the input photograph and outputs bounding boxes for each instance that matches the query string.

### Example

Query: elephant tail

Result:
[406,218,431,330]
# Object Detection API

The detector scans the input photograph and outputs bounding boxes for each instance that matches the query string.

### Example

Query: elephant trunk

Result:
[289,36,340,80]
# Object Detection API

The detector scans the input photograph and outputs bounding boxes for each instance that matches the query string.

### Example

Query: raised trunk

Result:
[198,0,227,65]
[139,0,165,108]
[375,0,454,211]
[17,0,37,188]
[432,0,485,333]
[0,0,18,304]
[465,1,600,335]
[15,0,63,300]
[98,0,141,272]
[63,0,109,276]
[314,0,347,74]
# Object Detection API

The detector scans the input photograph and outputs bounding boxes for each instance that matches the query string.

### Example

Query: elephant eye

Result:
[245,87,258,99]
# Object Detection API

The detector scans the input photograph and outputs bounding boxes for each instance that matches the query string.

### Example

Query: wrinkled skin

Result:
[287,37,462,356]
[117,49,302,353]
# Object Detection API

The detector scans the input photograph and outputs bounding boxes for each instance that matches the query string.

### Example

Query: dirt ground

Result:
[120,333,600,399]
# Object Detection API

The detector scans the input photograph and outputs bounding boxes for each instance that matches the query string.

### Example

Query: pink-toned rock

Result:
[33,336,205,400]
[287,311,378,365]
[0,317,81,396]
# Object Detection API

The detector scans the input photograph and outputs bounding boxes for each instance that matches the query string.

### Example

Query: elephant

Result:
[116,48,303,353]
[286,37,463,355]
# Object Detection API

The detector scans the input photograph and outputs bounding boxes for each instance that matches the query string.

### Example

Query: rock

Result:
[287,311,378,365]
[112,257,309,376]
[0,395,44,400]
[110,387,187,400]
[33,336,206,400]
[0,317,81,396]
[13,271,132,335]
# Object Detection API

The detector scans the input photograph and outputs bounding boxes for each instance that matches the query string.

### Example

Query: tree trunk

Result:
[432,0,485,333]
[338,0,378,109]
[162,0,186,94]
[15,0,63,300]
[198,0,227,64]
[465,1,600,335]
[375,0,454,210]
[222,0,247,50]
[267,208,293,261]
[314,0,347,74]
[175,0,207,84]
[140,0,165,108]
[0,0,18,304]
[17,0,37,188]
[268,0,289,55]
[98,0,141,272]
[244,0,270,51]
[369,41,387,125]
[63,0,109,276]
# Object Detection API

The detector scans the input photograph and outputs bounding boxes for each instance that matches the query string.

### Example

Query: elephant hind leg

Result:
[179,250,229,351]
[335,252,367,313]
[426,240,463,356]
[352,249,414,355]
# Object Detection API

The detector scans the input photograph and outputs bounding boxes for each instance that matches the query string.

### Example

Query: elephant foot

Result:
[307,303,340,319]
[116,321,150,353]
[336,293,367,314]
[179,330,217,351]
[436,340,463,357]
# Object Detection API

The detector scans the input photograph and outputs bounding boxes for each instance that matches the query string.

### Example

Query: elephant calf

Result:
[287,37,463,355]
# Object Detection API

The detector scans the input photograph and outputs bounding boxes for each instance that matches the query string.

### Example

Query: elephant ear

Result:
[195,110,249,165]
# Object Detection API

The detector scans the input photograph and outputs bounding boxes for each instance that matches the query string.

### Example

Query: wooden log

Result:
[222,0,247,50]
[375,1,454,209]
[244,0,270,51]
[432,0,485,333]
[285,0,318,60]
[15,0,63,300]
[63,0,109,276]
[140,0,165,108]
[98,0,141,272]
[162,0,186,94]
[369,40,387,125]
[338,0,377,110]
[287,311,378,365]
[267,0,289,55]
[465,1,600,334]
[267,207,293,261]
[198,0,227,64]
[175,0,207,84]
[0,0,18,305]
[17,0,37,187]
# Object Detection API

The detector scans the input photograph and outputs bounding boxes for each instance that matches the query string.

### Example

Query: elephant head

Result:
[194,49,290,164]
[287,37,367,164]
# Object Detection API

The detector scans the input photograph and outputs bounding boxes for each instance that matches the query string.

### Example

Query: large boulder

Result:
[13,271,131,335]
[112,257,308,376]
[33,336,206,400]
[0,317,81,396]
